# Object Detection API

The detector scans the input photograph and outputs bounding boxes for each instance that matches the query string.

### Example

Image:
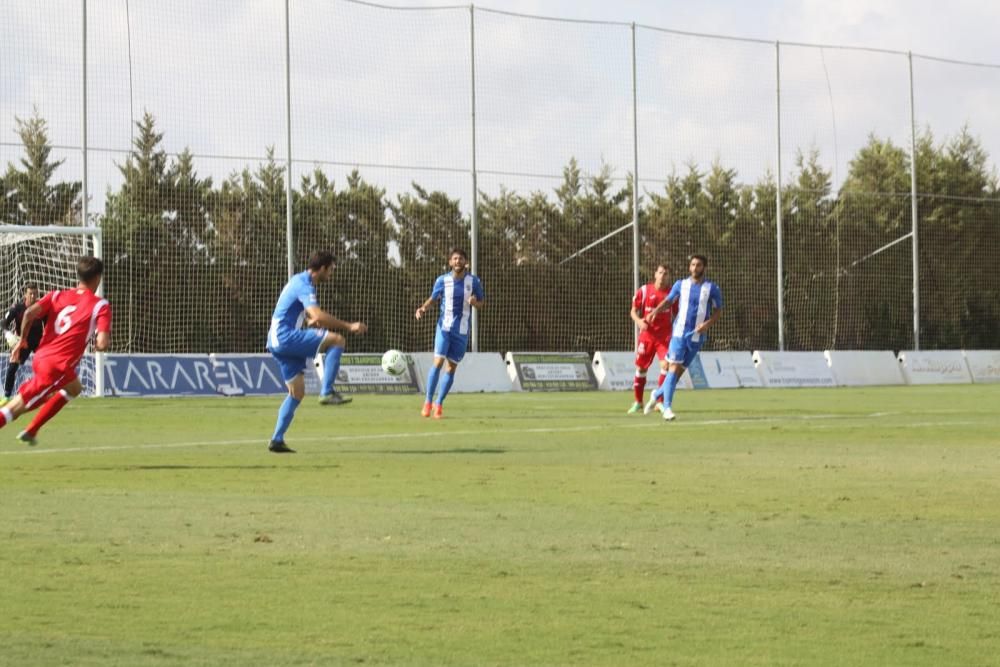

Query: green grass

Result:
[2,385,1000,666]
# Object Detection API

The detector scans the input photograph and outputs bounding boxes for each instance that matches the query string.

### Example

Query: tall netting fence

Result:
[4,0,1000,354]
[475,11,634,352]
[1,3,83,228]
[290,1,472,355]
[778,45,916,350]
[912,56,1000,350]
[87,0,288,353]
[636,29,779,352]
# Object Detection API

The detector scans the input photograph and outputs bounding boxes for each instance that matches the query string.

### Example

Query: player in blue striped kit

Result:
[644,254,723,421]
[414,248,485,419]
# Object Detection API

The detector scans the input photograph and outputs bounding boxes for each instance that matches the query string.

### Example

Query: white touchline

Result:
[0,412,991,456]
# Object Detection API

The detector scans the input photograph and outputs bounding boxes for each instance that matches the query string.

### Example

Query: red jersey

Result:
[633,282,675,339]
[32,287,111,370]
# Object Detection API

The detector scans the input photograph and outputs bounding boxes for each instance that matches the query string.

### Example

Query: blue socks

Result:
[425,366,456,406]
[425,365,442,404]
[651,370,681,407]
[662,370,680,407]
[436,371,455,405]
[272,395,301,441]
[322,347,344,395]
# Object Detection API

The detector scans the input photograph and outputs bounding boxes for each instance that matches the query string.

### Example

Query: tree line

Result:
[3,109,998,353]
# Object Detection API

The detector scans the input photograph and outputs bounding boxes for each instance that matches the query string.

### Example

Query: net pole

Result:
[469,4,479,352]
[82,0,89,227]
[775,41,786,351]
[631,23,640,347]
[907,51,920,350]
[284,0,294,278]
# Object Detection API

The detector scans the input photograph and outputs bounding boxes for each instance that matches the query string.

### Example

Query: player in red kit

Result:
[627,263,676,414]
[1,256,111,445]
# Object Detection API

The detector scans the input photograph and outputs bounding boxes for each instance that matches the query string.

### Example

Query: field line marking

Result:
[1,411,990,457]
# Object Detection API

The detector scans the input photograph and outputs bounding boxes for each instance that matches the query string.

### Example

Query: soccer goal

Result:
[0,225,105,397]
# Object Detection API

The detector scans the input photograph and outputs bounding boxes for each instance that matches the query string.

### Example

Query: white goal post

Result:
[0,225,105,397]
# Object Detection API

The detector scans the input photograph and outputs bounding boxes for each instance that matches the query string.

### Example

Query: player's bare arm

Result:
[645,295,676,322]
[630,305,649,331]
[468,295,484,309]
[694,307,724,334]
[415,297,437,320]
[94,330,111,352]
[305,306,367,334]
[10,302,42,362]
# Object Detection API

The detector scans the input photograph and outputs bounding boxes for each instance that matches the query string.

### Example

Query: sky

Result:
[2,0,999,214]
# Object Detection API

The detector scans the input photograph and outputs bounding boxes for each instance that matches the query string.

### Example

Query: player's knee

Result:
[323,332,346,351]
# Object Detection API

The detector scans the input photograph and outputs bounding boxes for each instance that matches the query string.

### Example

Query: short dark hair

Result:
[689,254,708,267]
[307,251,336,271]
[449,247,468,260]
[656,263,671,273]
[22,283,37,293]
[77,256,104,283]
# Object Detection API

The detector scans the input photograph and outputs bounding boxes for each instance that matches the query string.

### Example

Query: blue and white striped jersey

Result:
[431,272,484,336]
[668,278,724,343]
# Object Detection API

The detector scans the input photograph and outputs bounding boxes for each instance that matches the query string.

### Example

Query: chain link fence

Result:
[3,0,998,354]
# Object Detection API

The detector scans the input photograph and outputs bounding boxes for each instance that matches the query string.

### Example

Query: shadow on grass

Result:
[344,448,507,455]
[60,464,344,471]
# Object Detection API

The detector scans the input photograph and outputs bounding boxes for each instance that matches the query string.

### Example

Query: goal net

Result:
[0,225,104,397]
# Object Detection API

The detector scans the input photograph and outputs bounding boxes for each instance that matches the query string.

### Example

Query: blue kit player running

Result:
[644,254,723,421]
[414,247,484,419]
[266,251,367,453]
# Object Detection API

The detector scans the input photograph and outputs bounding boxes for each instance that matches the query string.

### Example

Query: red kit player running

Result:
[1,256,111,445]
[627,263,676,414]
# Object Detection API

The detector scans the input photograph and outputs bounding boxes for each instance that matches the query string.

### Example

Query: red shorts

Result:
[635,331,670,370]
[17,357,76,410]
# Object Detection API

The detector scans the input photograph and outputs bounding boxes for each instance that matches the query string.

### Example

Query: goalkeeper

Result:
[2,284,45,405]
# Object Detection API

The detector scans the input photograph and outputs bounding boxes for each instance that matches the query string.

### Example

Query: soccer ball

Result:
[381,349,408,377]
[3,330,19,350]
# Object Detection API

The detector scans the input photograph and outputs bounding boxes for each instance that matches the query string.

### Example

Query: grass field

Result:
[2,385,1000,666]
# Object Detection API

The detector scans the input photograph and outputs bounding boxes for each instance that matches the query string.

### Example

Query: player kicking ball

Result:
[266,251,367,453]
[643,254,723,421]
[627,263,677,414]
[415,247,484,419]
[0,257,111,444]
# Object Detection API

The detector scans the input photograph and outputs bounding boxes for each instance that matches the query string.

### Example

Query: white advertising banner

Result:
[963,350,1000,384]
[824,350,905,386]
[504,352,598,391]
[752,351,837,388]
[727,351,763,388]
[591,352,693,391]
[897,350,972,385]
[409,352,513,393]
[695,351,746,389]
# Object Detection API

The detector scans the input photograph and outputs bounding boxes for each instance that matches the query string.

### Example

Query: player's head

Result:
[688,254,708,279]
[22,283,38,305]
[654,264,670,288]
[77,256,104,290]
[307,250,336,282]
[448,247,468,273]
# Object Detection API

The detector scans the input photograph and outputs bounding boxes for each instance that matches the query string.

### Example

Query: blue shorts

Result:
[268,328,326,382]
[668,334,703,367]
[434,328,468,364]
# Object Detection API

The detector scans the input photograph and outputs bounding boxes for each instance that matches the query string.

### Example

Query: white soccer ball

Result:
[3,330,20,350]
[381,349,408,377]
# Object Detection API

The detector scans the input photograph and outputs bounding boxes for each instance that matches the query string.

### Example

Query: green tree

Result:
[102,111,217,352]
[3,109,81,226]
